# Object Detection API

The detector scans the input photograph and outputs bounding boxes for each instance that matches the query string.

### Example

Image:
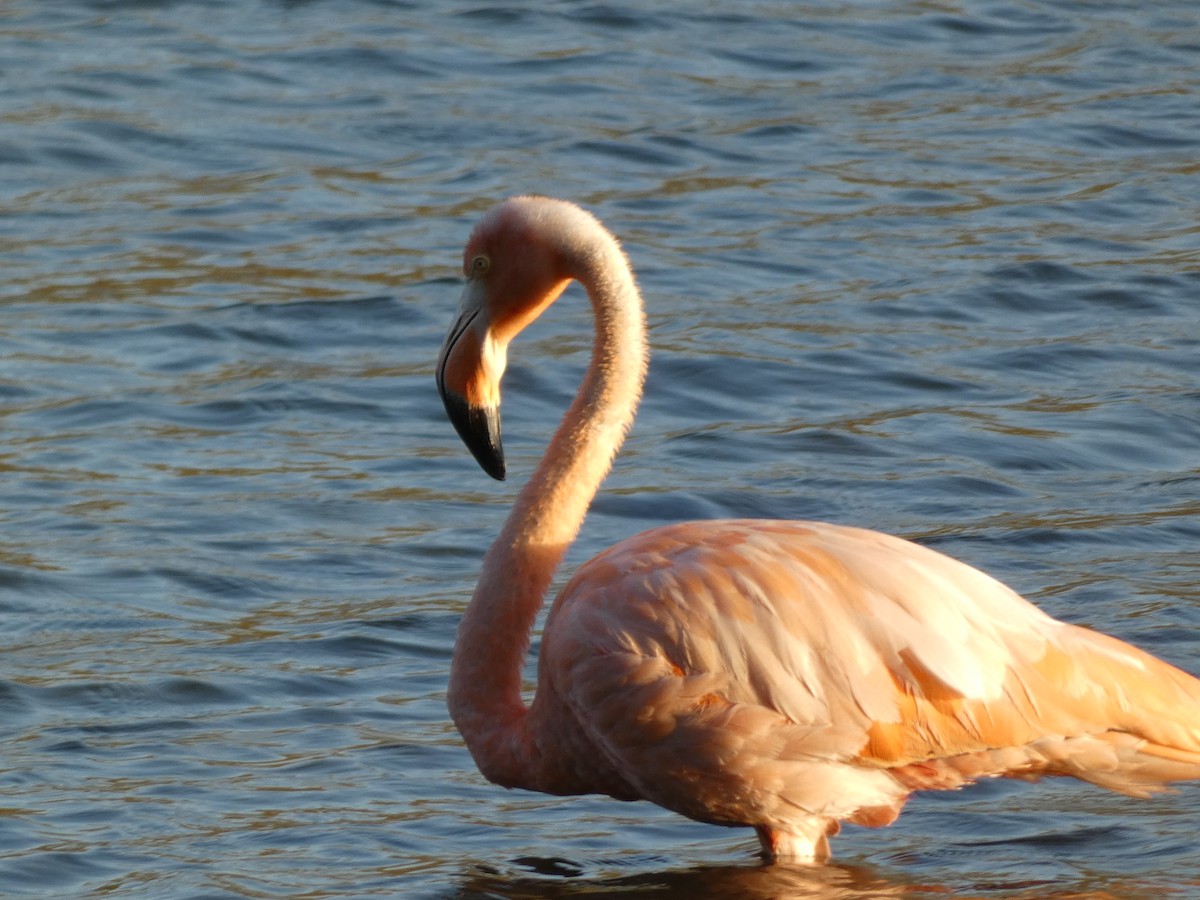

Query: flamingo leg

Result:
[755,819,838,863]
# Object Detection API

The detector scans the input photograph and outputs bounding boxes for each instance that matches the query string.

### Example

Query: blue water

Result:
[2,1,1199,897]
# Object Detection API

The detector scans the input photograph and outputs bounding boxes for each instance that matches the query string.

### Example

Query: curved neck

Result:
[447,237,647,789]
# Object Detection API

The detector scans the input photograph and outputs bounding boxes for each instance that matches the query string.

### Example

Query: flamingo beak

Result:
[436,283,506,481]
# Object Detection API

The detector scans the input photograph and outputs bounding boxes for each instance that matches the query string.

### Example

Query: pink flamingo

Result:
[436,195,1200,862]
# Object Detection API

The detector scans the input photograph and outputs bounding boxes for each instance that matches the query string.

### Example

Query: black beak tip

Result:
[440,390,506,481]
[483,454,507,482]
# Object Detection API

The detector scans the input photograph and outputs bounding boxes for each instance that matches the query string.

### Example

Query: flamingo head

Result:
[436,197,576,481]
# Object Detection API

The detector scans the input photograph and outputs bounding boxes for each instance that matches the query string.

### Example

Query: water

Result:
[2,1,1199,896]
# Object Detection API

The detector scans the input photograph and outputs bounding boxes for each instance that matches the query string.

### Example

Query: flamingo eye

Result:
[469,254,491,278]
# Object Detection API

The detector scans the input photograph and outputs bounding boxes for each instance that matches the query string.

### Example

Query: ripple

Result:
[4,0,1200,896]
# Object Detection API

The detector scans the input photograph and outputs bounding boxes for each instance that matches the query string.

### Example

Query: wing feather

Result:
[538,518,1200,826]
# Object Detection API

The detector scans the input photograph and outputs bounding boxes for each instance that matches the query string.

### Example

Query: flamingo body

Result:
[436,196,1200,862]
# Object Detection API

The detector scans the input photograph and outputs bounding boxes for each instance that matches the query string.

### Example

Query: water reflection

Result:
[456,859,914,900]
[451,856,1151,900]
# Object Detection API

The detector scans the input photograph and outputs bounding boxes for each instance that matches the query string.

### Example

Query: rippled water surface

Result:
[3,1,1200,897]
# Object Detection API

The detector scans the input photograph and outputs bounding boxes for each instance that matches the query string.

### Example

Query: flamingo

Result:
[435,195,1200,862]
